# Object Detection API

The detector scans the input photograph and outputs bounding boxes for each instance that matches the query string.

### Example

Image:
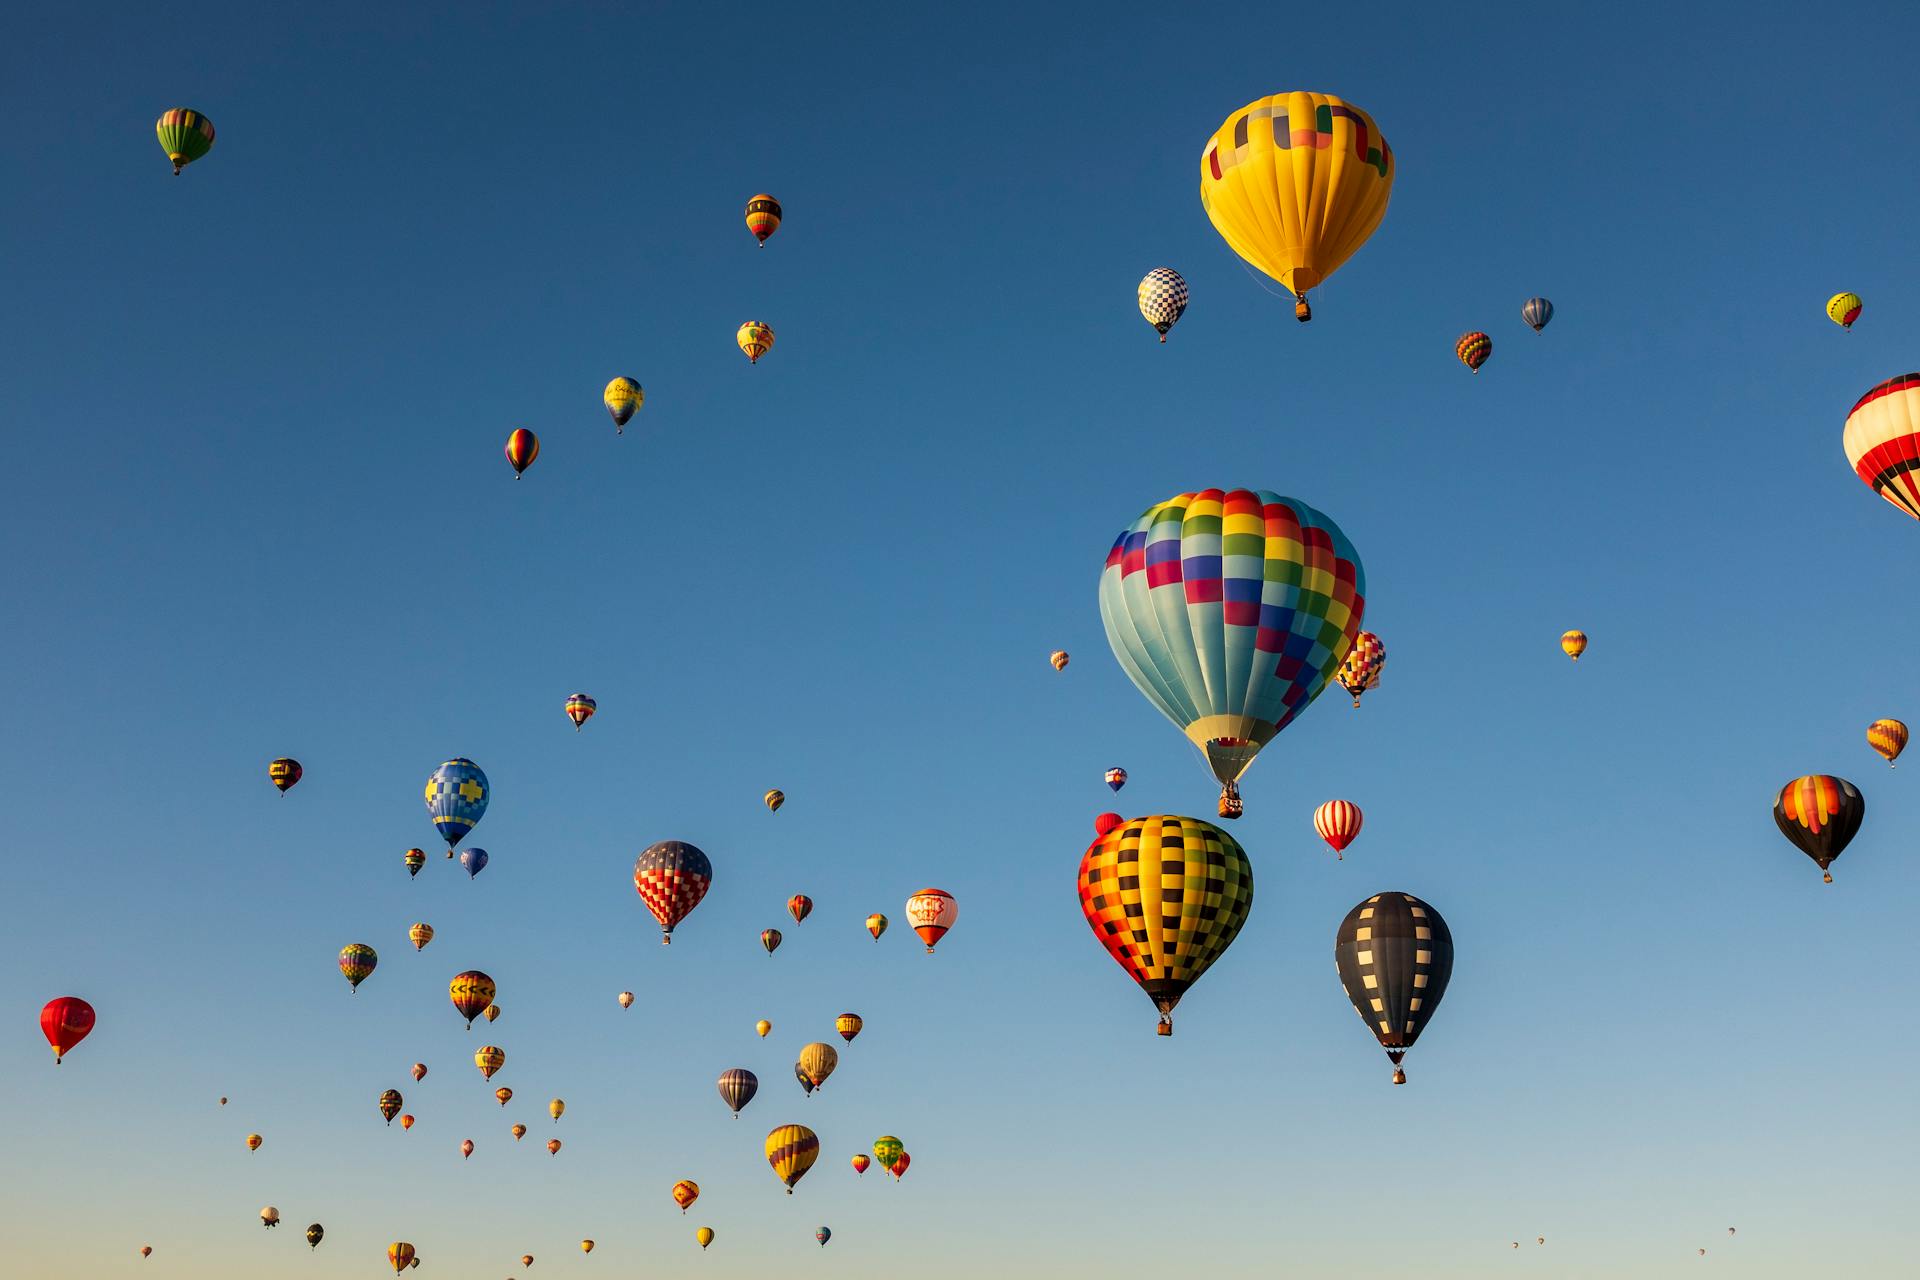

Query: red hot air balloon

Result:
[1313,800,1362,859]
[505,428,540,477]
[1094,812,1124,838]
[41,997,95,1063]
[787,894,812,924]
[890,1151,911,1180]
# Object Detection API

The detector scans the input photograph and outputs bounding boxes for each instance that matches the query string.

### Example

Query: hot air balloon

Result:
[635,840,713,942]
[1521,297,1554,332]
[794,1063,815,1096]
[408,922,434,950]
[798,1042,839,1090]
[835,1013,863,1043]
[737,321,774,364]
[306,1224,323,1250]
[1828,292,1863,330]
[505,428,539,477]
[718,1067,759,1117]
[1137,268,1189,342]
[1314,800,1362,859]
[521,1256,533,1268]
[460,1139,473,1158]
[1078,815,1253,1034]
[269,758,302,792]
[483,1003,500,1023]
[1560,630,1588,661]
[604,377,643,432]
[1200,92,1393,322]
[260,1207,280,1228]
[1843,374,1920,520]
[1100,490,1365,817]
[219,1097,227,1105]
[566,693,597,730]
[1334,892,1455,1083]
[547,1138,561,1155]
[1773,775,1865,883]
[511,1123,526,1140]
[672,1179,700,1212]
[872,1136,903,1168]
[459,847,488,879]
[400,1114,414,1130]
[1104,767,1128,792]
[425,758,488,854]
[905,888,957,954]
[404,848,426,877]
[761,928,783,955]
[866,913,887,941]
[816,1227,832,1247]
[339,944,378,992]
[745,194,782,245]
[1868,718,1908,766]
[475,1045,505,1080]
[788,894,812,924]
[388,1242,416,1272]
[495,1087,513,1106]
[141,1246,151,1258]
[1336,631,1385,708]
[756,1019,772,1037]
[246,1133,262,1151]
[549,1098,565,1122]
[1094,813,1124,839]
[618,990,635,1009]
[1456,331,1491,373]
[852,1153,871,1175]
[379,1089,403,1124]
[1050,650,1070,671]
[695,1227,714,1250]
[156,108,215,174]
[411,1062,427,1081]
[581,1240,594,1253]
[890,1152,911,1180]
[39,996,95,1063]
[767,1124,819,1193]
[450,970,495,1027]
[765,789,785,812]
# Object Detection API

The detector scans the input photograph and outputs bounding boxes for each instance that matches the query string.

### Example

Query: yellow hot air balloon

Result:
[495,1086,513,1106]
[797,1042,839,1090]
[672,1179,700,1212]
[755,1019,772,1038]
[581,1239,595,1253]
[483,1003,501,1023]
[388,1242,416,1272]
[764,788,785,812]
[1827,292,1863,330]
[695,1227,715,1250]
[246,1133,262,1151]
[866,913,888,940]
[408,922,433,950]
[603,376,643,433]
[1560,630,1588,661]
[835,1012,864,1043]
[550,1098,565,1122]
[1868,718,1908,766]
[475,1045,505,1079]
[1201,92,1393,322]
[766,1123,819,1193]
[511,1123,527,1140]
[737,321,774,364]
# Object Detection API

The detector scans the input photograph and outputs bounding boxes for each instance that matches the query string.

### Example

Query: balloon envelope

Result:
[1333,892,1455,1079]
[634,841,713,942]
[1773,775,1865,882]
[40,996,95,1062]
[1844,374,1920,519]
[766,1124,819,1192]
[425,759,489,851]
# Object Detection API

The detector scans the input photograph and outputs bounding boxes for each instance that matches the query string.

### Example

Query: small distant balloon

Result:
[505,428,540,477]
[765,788,785,811]
[672,1179,700,1212]
[338,944,378,992]
[766,1124,819,1193]
[247,1133,262,1152]
[1137,268,1189,342]
[1049,650,1069,671]
[40,996,95,1063]
[306,1224,324,1250]
[1337,632,1385,708]
[483,1002,500,1023]
[269,758,302,793]
[788,894,812,924]
[737,321,775,364]
[411,1062,427,1082]
[459,847,488,879]
[1867,718,1907,766]
[511,1123,526,1140]
[408,922,433,950]
[550,1098,565,1122]
[1560,630,1588,661]
[474,1045,505,1079]
[260,1207,280,1228]
[635,840,713,943]
[890,1152,911,1180]
[449,970,495,1026]
[905,888,957,954]
[695,1227,715,1250]
[866,913,888,941]
[603,377,643,432]
[1104,767,1128,793]
[400,1113,414,1130]
[756,1019,772,1037]
[835,1012,863,1043]
[745,194,782,245]
[1456,331,1491,373]
[852,1153,871,1175]
[1313,800,1362,859]
[581,1239,594,1253]
[547,1138,561,1155]
[566,693,597,730]
[389,1242,416,1272]
[379,1089,403,1124]
[797,1042,839,1090]
[155,108,215,174]
[1827,291,1862,330]
[718,1067,759,1117]
[1773,775,1865,884]
[816,1226,832,1247]
[495,1086,512,1106]
[425,758,489,854]
[761,928,783,955]
[618,990,635,1009]
[461,1139,473,1159]
[1521,297,1554,332]
[404,848,425,877]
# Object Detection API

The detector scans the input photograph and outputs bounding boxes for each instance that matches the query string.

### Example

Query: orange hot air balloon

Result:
[890,1151,911,1180]
[140,1246,151,1258]
[788,894,812,924]
[851,1153,871,1175]
[511,1123,526,1140]
[672,1179,700,1212]
[521,1256,533,1268]
[411,1062,427,1082]
[460,1139,473,1158]
[905,888,957,953]
[1050,650,1069,671]
[866,913,887,941]
[1868,718,1908,766]
[400,1114,414,1130]
[1560,630,1588,661]
[408,922,434,951]
[1095,812,1124,838]
[547,1138,562,1156]
[246,1133,262,1152]
[388,1242,416,1272]
[505,428,540,477]
[475,1045,505,1079]
[495,1086,513,1106]
[450,970,495,1027]
[40,996,95,1063]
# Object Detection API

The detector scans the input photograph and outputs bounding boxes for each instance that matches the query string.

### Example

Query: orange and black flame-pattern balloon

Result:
[1333,892,1454,1082]
[1773,775,1864,883]
[449,970,495,1026]
[1455,331,1491,373]
[504,428,539,476]
[378,1089,403,1124]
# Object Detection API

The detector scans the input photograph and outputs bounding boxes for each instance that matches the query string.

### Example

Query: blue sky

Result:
[4,2,1919,1275]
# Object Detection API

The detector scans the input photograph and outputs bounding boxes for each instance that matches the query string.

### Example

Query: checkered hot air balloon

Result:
[634,841,713,943]
[1773,775,1865,884]
[1334,892,1454,1084]
[1100,490,1366,815]
[1077,815,1253,1035]
[1136,268,1189,342]
[565,692,597,730]
[1313,800,1362,859]
[155,108,214,174]
[425,759,488,854]
[1844,373,1920,521]
[904,888,957,954]
[1455,331,1491,372]
[766,1125,819,1193]
[338,944,377,993]
[717,1068,758,1117]
[1336,632,1385,708]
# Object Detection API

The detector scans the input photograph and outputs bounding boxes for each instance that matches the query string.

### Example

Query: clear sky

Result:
[4,2,1918,1276]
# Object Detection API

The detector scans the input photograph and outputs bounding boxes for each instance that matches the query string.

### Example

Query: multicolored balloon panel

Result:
[505,428,540,476]
[1867,718,1908,766]
[1773,774,1865,882]
[338,944,378,991]
[565,693,597,729]
[449,970,495,1026]
[1456,331,1491,372]
[1336,631,1384,707]
[155,108,215,174]
[745,194,782,245]
[737,321,775,364]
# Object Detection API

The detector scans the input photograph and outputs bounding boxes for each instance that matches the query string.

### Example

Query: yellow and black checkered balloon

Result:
[1076,815,1253,1033]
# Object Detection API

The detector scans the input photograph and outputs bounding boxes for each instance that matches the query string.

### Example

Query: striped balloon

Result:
[1335,892,1454,1083]
[761,928,782,955]
[872,1135,903,1168]
[474,1045,505,1080]
[1827,291,1862,330]
[505,428,540,476]
[1313,799,1362,858]
[745,194,782,245]
[1455,331,1491,372]
[797,1042,839,1089]
[1336,632,1385,707]
[155,108,215,174]
[1560,630,1588,661]
[717,1068,758,1117]
[851,1154,871,1174]
[448,970,495,1027]
[565,693,596,730]
[766,1124,819,1192]
[865,913,888,940]
[387,1243,415,1272]
[1773,774,1865,883]
[269,757,303,792]
[408,922,433,950]
[1100,490,1365,806]
[338,944,378,992]
[787,894,812,924]
[1844,373,1920,520]
[634,841,713,943]
[1136,267,1189,342]
[835,1012,863,1043]
[1867,718,1908,766]
[737,321,775,364]
[1521,296,1554,332]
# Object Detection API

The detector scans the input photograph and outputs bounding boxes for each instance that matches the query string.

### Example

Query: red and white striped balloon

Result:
[1313,800,1363,858]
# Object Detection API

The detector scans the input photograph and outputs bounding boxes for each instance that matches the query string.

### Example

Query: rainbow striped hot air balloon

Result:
[565,692,597,730]
[766,1125,819,1193]
[634,841,712,943]
[1773,775,1865,884]
[505,428,539,477]
[425,758,488,854]
[745,194,783,245]
[155,108,215,174]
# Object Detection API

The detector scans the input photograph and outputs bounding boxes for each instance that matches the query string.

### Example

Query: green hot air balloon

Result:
[155,109,215,174]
